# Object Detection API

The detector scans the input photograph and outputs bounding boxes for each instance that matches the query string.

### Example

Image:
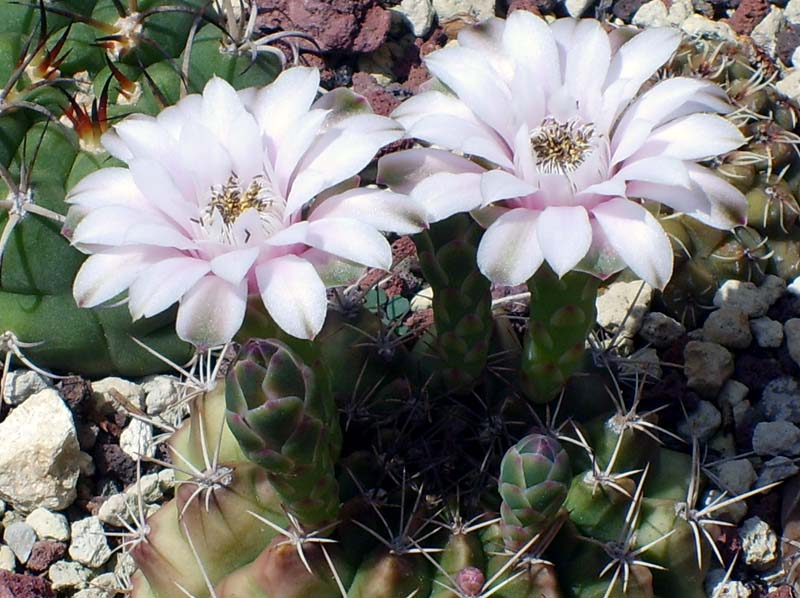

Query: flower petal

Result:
[410,172,484,223]
[73,247,166,308]
[502,10,560,92]
[209,247,260,285]
[256,255,328,340]
[176,275,247,349]
[70,206,195,250]
[250,66,320,147]
[477,208,543,285]
[377,148,484,194]
[592,197,673,288]
[128,257,211,319]
[306,218,392,270]
[537,206,592,276]
[633,113,746,161]
[481,170,538,205]
[565,19,610,107]
[309,188,427,234]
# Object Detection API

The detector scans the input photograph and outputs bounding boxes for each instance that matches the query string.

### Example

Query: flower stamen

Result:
[530,117,595,174]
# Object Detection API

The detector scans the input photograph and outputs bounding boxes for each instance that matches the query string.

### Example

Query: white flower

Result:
[66,68,426,348]
[378,14,748,289]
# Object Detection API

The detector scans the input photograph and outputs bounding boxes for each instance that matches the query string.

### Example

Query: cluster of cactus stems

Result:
[655,37,800,327]
[2,3,799,596]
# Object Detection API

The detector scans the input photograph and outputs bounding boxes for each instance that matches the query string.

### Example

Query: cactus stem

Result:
[179,518,219,598]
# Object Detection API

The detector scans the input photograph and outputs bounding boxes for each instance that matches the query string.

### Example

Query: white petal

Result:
[201,77,248,138]
[537,206,592,277]
[128,257,211,319]
[306,218,392,270]
[209,247,260,285]
[67,168,152,213]
[256,255,328,340]
[614,156,692,188]
[565,19,610,106]
[264,221,309,246]
[377,148,484,194]
[457,18,510,81]
[476,208,543,286]
[129,159,197,229]
[273,108,329,196]
[481,170,538,205]
[633,113,745,161]
[592,198,673,289]
[285,115,402,214]
[309,188,427,234]
[72,247,165,308]
[70,206,195,250]
[411,172,484,222]
[251,66,320,147]
[685,163,747,228]
[176,276,247,349]
[502,10,560,92]
[425,45,515,142]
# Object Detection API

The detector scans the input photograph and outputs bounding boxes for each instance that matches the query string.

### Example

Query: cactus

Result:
[654,36,800,326]
[0,0,283,375]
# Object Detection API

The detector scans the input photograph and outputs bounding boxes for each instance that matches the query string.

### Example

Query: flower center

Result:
[530,117,595,174]
[201,174,285,244]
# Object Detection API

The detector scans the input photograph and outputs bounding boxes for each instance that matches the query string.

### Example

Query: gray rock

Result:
[639,312,685,348]
[127,473,162,504]
[97,495,130,527]
[667,0,694,24]
[757,456,799,487]
[596,281,653,341]
[705,567,751,597]
[719,379,750,407]
[714,459,757,495]
[618,347,662,381]
[633,0,670,27]
[739,516,779,570]
[681,15,737,41]
[25,508,69,542]
[789,0,800,23]
[3,522,36,564]
[74,589,112,598]
[752,421,800,456]
[704,489,748,524]
[714,280,770,317]
[750,317,783,348]
[49,560,92,591]
[69,517,112,569]
[761,275,787,306]
[431,0,495,23]
[157,468,175,491]
[703,307,752,349]
[751,6,784,57]
[678,400,722,441]
[761,376,800,423]
[391,0,434,37]
[784,319,800,368]
[684,341,734,398]
[1,370,50,406]
[0,389,80,512]
[777,69,800,104]
[0,545,15,571]
[141,375,180,416]
[91,377,144,414]
[119,419,154,459]
[566,0,594,17]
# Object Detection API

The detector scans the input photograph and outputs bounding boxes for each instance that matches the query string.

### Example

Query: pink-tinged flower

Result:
[378,13,748,289]
[65,68,426,348]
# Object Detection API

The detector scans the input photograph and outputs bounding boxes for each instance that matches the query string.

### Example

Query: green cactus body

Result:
[499,433,572,550]
[520,265,599,403]
[214,537,355,598]
[225,339,341,526]
[429,531,486,598]
[346,549,432,598]
[131,462,285,598]
[413,213,492,391]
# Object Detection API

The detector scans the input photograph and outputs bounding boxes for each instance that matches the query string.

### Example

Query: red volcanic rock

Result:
[727,0,770,35]
[352,72,401,117]
[256,0,390,54]
[0,571,55,598]
[26,542,67,573]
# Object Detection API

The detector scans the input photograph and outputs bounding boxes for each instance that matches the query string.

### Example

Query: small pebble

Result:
[784,319,800,368]
[141,375,180,416]
[757,456,799,487]
[119,419,155,460]
[596,281,653,341]
[752,421,800,456]
[69,517,112,569]
[1,370,50,406]
[91,378,144,414]
[678,400,722,441]
[704,488,748,523]
[706,568,751,597]
[48,560,92,591]
[25,508,69,542]
[761,376,800,423]
[0,545,15,571]
[750,317,784,348]
[2,522,36,564]
[703,306,752,349]
[684,341,735,398]
[714,280,770,317]
[740,516,779,570]
[714,459,757,495]
[639,312,685,347]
